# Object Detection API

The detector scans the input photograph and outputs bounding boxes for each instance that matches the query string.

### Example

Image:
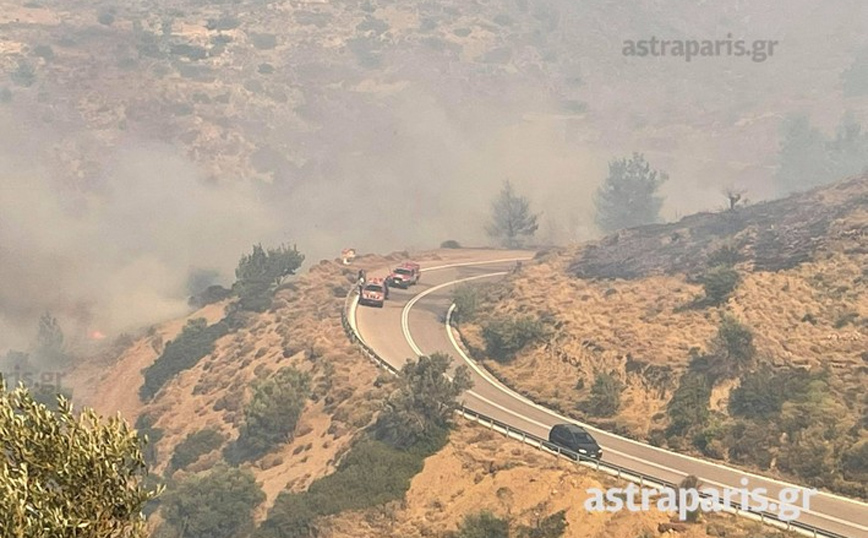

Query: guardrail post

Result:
[346,286,839,538]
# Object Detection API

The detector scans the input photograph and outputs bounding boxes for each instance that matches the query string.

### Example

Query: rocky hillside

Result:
[458,176,868,499]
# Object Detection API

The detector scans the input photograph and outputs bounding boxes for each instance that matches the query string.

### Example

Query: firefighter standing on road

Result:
[357,269,366,294]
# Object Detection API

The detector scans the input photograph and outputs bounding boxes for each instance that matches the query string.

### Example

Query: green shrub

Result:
[170,43,208,61]
[666,371,711,438]
[706,244,742,267]
[843,440,868,482]
[140,318,229,401]
[249,32,277,50]
[834,312,859,328]
[159,465,264,538]
[455,511,509,538]
[98,11,115,25]
[697,266,740,306]
[372,353,471,450]
[728,367,786,419]
[134,413,164,467]
[170,428,224,471]
[709,315,755,377]
[584,371,623,417]
[11,61,35,87]
[452,284,482,323]
[725,419,775,469]
[32,44,54,60]
[440,239,462,248]
[0,87,11,103]
[728,365,821,419]
[516,509,568,538]
[776,428,836,483]
[727,367,835,475]
[206,16,240,31]
[226,367,310,463]
[482,317,546,363]
[256,436,444,538]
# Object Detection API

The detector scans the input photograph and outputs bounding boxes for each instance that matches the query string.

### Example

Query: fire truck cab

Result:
[359,277,389,307]
[389,262,421,289]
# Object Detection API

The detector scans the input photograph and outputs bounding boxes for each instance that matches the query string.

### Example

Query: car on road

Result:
[548,423,603,460]
[389,262,421,289]
[359,277,389,307]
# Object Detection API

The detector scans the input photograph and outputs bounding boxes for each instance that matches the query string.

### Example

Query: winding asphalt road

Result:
[353,252,868,538]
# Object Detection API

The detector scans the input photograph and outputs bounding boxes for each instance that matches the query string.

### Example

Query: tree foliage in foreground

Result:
[0,382,159,538]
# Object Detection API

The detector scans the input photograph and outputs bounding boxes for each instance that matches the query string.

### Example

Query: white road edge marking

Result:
[446,302,867,532]
[390,264,868,532]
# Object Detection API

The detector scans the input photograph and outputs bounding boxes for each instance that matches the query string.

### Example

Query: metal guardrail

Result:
[341,289,398,375]
[340,288,850,538]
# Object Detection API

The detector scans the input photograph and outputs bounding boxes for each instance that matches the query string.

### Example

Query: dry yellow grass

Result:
[65,248,795,536]
[458,184,868,493]
[463,243,867,435]
[320,423,792,538]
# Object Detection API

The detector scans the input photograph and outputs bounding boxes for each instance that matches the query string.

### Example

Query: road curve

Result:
[353,254,868,538]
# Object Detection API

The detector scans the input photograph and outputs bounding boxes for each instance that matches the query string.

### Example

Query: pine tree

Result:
[775,115,834,194]
[486,180,540,248]
[594,153,667,233]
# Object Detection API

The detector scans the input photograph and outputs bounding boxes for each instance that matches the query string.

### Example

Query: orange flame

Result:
[89,330,106,340]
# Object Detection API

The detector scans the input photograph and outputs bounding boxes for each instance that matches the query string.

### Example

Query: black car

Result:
[548,423,603,459]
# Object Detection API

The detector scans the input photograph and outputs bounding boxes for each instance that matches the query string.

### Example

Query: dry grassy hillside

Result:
[60,247,769,537]
[322,424,797,538]
[458,177,868,498]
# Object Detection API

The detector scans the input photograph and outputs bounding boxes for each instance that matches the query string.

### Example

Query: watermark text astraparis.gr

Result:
[622,34,778,62]
[586,478,816,521]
